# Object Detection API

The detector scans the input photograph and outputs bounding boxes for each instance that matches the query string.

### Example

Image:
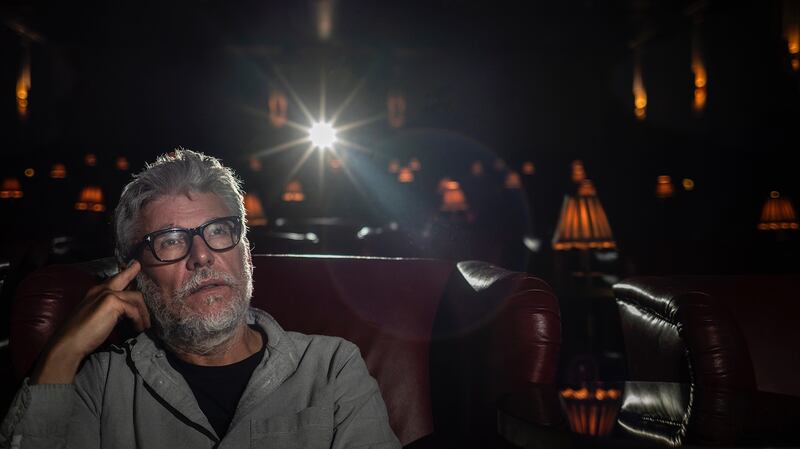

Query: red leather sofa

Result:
[613,275,800,446]
[9,254,561,447]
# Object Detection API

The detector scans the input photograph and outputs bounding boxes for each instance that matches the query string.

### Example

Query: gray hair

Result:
[113,148,248,264]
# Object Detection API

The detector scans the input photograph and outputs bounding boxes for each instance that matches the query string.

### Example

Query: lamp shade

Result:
[75,185,105,212]
[504,171,522,189]
[398,167,414,183]
[758,191,798,230]
[244,193,267,226]
[571,160,586,183]
[553,180,616,250]
[50,163,67,179]
[0,178,23,199]
[655,175,675,199]
[439,179,468,212]
[282,181,305,202]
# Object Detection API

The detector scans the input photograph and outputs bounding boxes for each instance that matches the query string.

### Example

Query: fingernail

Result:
[127,259,137,268]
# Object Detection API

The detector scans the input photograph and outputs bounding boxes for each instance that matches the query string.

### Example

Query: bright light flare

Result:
[309,122,337,149]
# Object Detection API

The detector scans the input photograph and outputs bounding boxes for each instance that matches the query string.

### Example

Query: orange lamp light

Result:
[0,178,23,199]
[75,185,105,212]
[244,193,267,226]
[553,180,616,250]
[758,191,799,230]
[50,163,67,179]
[282,181,305,202]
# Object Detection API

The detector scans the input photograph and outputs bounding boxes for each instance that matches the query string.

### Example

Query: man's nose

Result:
[185,234,215,270]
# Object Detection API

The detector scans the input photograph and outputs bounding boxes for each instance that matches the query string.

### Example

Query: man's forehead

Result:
[137,192,233,233]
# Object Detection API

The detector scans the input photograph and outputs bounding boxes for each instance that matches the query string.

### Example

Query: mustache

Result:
[173,268,240,302]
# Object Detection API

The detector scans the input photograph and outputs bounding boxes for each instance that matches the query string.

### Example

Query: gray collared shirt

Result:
[0,308,401,449]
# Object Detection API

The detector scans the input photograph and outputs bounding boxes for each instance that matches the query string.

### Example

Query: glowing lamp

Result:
[282,181,305,202]
[309,122,336,150]
[116,157,129,171]
[471,161,484,176]
[398,167,414,183]
[692,41,708,113]
[244,193,267,226]
[559,387,622,437]
[656,175,675,199]
[522,161,535,175]
[388,160,400,174]
[784,3,800,71]
[682,178,695,191]
[84,153,97,167]
[50,163,67,179]
[440,180,468,212]
[633,58,647,120]
[269,91,288,128]
[17,46,30,120]
[504,171,522,189]
[387,92,406,128]
[0,178,23,199]
[758,191,799,231]
[553,180,616,250]
[409,157,421,171]
[75,186,105,212]
[24,168,34,178]
[571,160,587,183]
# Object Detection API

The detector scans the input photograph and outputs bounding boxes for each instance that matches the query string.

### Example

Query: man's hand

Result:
[30,260,151,385]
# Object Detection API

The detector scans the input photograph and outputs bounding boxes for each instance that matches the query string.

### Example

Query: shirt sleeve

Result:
[330,344,401,449]
[0,354,107,449]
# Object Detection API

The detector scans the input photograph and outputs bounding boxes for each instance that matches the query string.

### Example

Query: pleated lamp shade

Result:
[553,180,616,250]
[758,191,799,231]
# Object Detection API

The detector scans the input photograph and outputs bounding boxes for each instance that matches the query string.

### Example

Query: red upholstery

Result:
[11,254,561,447]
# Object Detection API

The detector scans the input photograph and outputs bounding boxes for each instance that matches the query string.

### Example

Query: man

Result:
[0,149,401,448]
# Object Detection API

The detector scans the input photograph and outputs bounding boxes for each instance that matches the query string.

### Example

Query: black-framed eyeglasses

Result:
[133,216,243,263]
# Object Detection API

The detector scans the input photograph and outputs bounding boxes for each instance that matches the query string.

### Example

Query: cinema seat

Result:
[613,275,800,446]
[9,254,561,448]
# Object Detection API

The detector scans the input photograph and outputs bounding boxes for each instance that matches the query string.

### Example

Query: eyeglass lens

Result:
[152,218,240,261]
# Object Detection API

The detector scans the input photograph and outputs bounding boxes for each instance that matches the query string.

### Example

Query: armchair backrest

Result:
[11,254,561,446]
[614,275,800,397]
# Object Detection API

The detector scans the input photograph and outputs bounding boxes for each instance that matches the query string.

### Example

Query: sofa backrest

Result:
[614,275,800,398]
[11,254,562,446]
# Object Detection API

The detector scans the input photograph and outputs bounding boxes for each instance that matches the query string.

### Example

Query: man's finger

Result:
[107,260,142,291]
[117,299,147,333]
[118,291,152,330]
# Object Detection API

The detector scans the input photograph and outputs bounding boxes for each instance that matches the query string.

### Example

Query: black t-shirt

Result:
[166,328,266,437]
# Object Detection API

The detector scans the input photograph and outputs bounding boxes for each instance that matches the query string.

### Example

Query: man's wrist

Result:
[30,343,84,385]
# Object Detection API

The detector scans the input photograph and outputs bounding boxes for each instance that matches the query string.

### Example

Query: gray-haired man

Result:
[1,149,400,448]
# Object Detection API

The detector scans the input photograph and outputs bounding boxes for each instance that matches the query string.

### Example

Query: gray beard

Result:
[136,254,254,355]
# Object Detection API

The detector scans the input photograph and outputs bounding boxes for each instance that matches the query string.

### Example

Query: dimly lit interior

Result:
[1,1,799,447]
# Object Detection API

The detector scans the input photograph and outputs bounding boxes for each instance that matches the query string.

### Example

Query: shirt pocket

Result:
[250,405,333,449]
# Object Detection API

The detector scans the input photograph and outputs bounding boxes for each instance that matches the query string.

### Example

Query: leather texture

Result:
[10,254,561,447]
[613,275,800,446]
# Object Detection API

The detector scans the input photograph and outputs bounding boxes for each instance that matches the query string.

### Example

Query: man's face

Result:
[134,192,253,353]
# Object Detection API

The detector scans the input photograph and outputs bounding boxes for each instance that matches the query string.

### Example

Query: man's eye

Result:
[158,234,186,248]
[208,223,232,236]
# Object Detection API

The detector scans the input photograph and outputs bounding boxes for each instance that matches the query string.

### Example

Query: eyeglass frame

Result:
[131,215,244,263]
